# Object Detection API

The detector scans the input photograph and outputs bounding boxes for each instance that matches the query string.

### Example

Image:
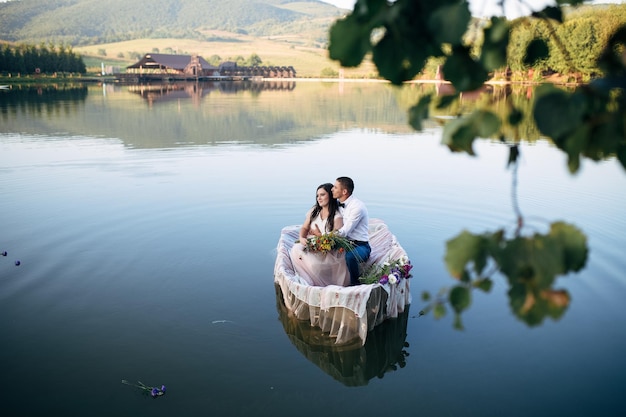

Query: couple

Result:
[290,176,371,287]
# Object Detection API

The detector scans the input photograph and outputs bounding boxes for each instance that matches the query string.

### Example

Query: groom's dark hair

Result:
[336,176,354,195]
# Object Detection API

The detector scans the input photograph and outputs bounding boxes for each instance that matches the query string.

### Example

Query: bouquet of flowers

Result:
[122,380,166,398]
[299,231,355,254]
[359,255,413,285]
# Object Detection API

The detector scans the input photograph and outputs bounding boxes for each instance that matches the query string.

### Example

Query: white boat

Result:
[274,218,412,346]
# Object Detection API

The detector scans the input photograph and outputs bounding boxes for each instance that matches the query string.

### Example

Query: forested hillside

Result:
[0,0,343,45]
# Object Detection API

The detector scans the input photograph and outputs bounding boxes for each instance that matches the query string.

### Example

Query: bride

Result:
[289,183,350,287]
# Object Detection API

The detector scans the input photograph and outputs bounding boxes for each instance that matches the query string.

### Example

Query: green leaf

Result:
[328,15,372,68]
[480,17,510,71]
[596,26,626,77]
[442,120,477,155]
[354,0,388,18]
[474,278,493,293]
[507,107,524,126]
[474,110,501,137]
[444,230,489,278]
[460,269,471,283]
[436,93,458,109]
[548,222,588,273]
[496,233,563,288]
[449,285,471,314]
[453,313,464,330]
[533,85,586,140]
[441,110,501,155]
[524,39,550,67]
[532,6,563,23]
[508,282,528,315]
[562,125,590,174]
[433,302,447,319]
[373,30,429,84]
[421,291,431,301]
[443,47,489,92]
[428,3,471,46]
[541,289,570,320]
[408,94,431,131]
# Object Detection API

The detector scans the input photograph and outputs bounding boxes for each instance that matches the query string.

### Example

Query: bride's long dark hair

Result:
[310,183,339,232]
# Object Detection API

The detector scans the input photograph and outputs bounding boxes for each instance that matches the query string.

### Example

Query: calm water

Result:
[1,81,625,417]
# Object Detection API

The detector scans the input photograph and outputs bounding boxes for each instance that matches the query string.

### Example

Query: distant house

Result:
[218,61,238,74]
[126,53,219,78]
[218,61,296,78]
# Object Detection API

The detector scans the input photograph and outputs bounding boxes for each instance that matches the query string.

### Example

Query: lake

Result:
[1,80,625,417]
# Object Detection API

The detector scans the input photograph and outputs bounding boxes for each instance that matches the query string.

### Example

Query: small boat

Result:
[274,218,412,346]
[0,85,9,90]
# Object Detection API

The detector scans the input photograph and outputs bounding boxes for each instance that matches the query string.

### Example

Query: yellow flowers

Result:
[302,232,354,254]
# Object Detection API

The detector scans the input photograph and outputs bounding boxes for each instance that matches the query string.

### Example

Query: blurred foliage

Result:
[417,154,589,329]
[329,0,626,175]
[327,0,616,328]
[427,220,588,329]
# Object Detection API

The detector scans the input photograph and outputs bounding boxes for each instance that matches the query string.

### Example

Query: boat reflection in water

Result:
[275,285,410,387]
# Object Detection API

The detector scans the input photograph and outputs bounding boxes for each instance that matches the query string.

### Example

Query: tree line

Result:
[505,4,626,79]
[420,4,626,81]
[0,43,86,75]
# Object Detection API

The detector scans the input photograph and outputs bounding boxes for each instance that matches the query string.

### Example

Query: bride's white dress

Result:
[289,213,350,287]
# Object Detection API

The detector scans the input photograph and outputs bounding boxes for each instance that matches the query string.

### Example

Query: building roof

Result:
[127,54,217,71]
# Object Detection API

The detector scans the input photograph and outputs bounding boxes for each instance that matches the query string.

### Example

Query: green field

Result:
[74,31,380,79]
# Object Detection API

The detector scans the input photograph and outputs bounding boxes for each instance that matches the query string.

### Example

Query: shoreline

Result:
[0,75,583,87]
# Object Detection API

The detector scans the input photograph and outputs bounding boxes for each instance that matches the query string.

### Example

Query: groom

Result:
[332,176,371,286]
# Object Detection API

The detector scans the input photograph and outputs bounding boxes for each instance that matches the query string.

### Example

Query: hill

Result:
[0,0,345,45]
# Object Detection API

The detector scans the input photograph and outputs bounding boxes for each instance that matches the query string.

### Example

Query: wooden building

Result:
[218,62,296,79]
[121,54,297,82]
[125,54,219,80]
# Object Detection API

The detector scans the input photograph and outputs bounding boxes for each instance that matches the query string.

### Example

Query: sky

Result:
[319,0,625,18]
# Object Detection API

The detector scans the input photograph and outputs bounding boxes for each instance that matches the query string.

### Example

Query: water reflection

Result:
[0,84,87,119]
[275,285,410,387]
[128,80,297,107]
[0,81,415,147]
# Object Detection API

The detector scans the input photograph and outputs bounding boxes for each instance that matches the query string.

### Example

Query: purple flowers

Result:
[151,385,166,397]
[361,256,413,285]
[122,380,166,399]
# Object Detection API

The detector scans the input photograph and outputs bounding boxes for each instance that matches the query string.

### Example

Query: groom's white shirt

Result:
[337,195,369,242]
